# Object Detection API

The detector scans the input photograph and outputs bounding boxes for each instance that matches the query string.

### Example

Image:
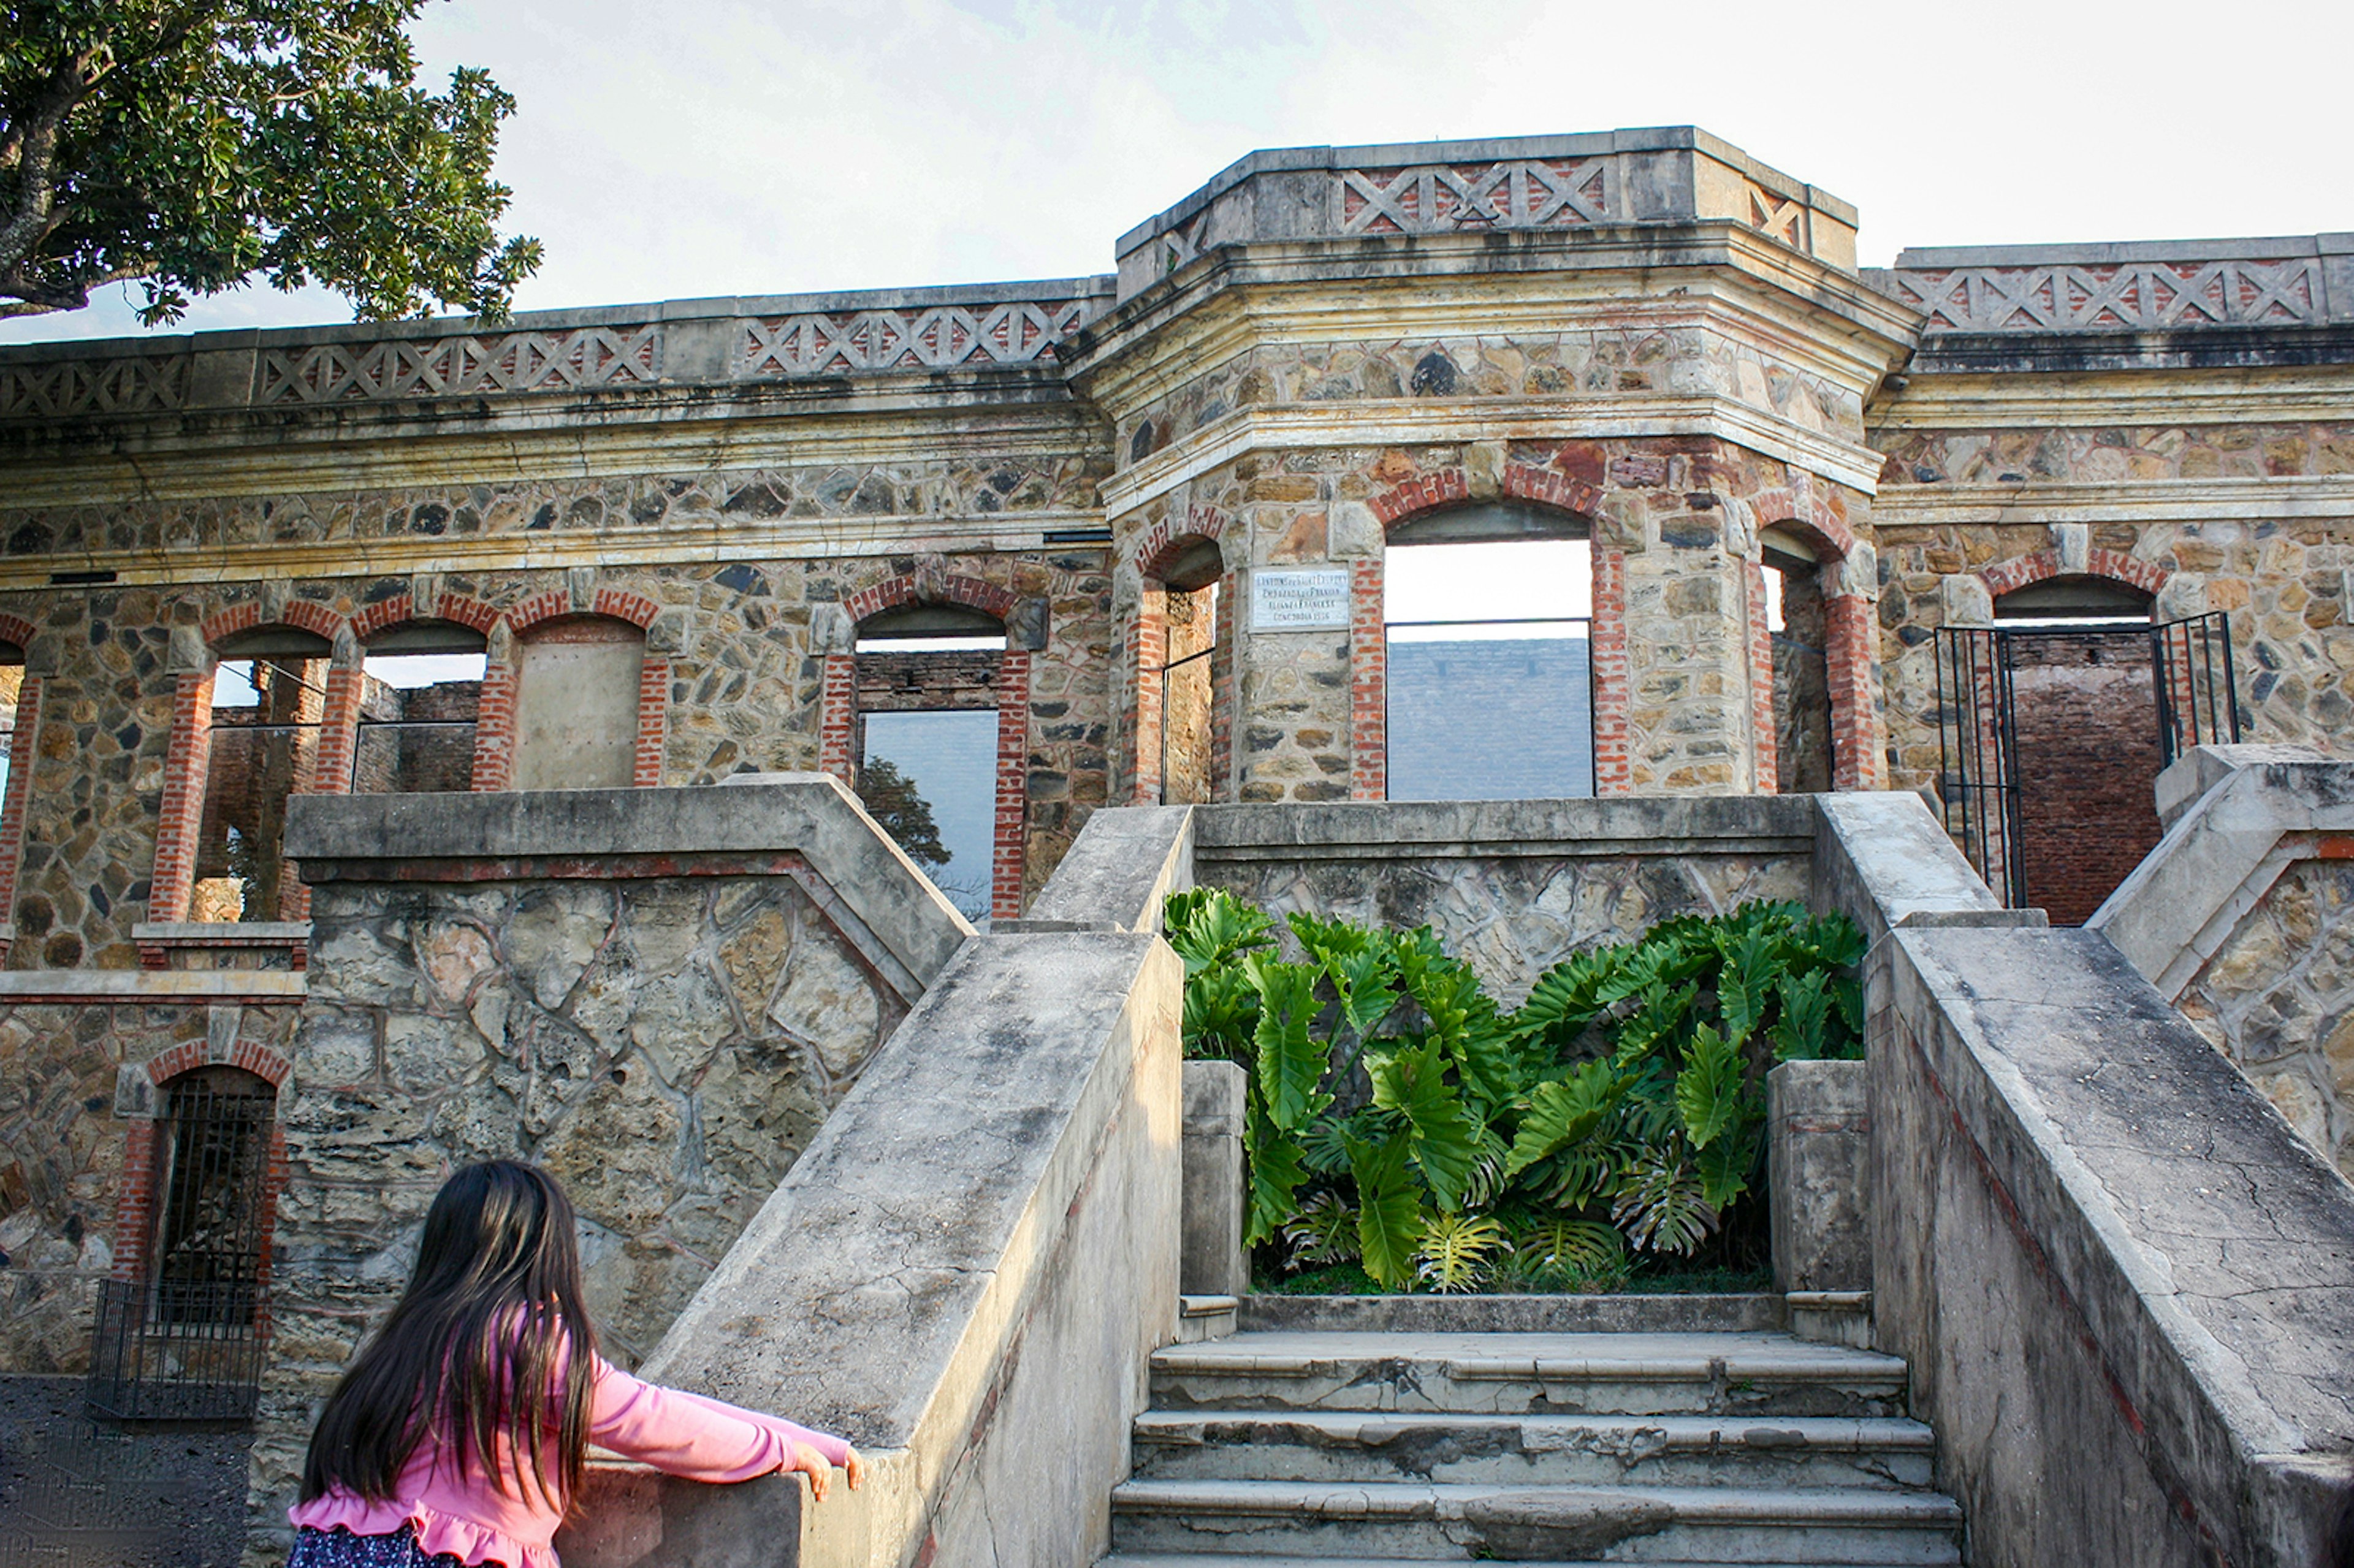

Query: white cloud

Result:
[6,0,2346,343]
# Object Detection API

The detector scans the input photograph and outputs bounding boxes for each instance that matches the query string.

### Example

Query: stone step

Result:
[1151,1333,1910,1418]
[1108,1479,1962,1564]
[1100,1557,1928,1568]
[1179,1295,1242,1344]
[1130,1410,1935,1490]
[1237,1293,1785,1336]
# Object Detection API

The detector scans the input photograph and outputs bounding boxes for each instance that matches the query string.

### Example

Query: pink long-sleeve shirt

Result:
[289,1355,852,1568]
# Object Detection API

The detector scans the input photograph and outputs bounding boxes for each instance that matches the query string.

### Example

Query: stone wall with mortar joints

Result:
[1111,436,1868,802]
[251,868,908,1547]
[0,999,297,1371]
[0,452,1110,563]
[1870,517,2354,796]
[1873,421,2354,487]
[1111,322,1868,466]
[2175,854,2354,1177]
[0,548,1114,960]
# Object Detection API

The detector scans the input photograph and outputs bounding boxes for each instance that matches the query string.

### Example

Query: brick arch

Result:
[1352,473,1625,800]
[1121,508,1235,807]
[201,599,351,652]
[1745,490,1882,792]
[822,568,1031,919]
[1747,490,1859,563]
[1978,547,2168,603]
[505,591,668,790]
[142,1039,292,1091]
[842,569,1018,628]
[1130,504,1232,581]
[350,590,503,642]
[0,612,39,942]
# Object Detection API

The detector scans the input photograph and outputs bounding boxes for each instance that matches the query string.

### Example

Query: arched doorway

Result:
[1383,503,1594,800]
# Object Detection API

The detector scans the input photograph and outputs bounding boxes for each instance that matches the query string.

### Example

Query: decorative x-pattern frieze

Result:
[1335,159,1610,235]
[0,354,186,418]
[739,298,1102,376]
[1746,184,1806,247]
[1889,258,2326,332]
[256,326,661,403]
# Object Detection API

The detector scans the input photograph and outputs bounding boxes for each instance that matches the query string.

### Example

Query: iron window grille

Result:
[87,1071,275,1421]
[1934,611,2239,908]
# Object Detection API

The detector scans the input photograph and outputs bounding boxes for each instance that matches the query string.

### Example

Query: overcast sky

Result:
[7,0,2347,344]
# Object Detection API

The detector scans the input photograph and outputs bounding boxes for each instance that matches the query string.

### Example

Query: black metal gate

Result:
[87,1070,275,1421]
[1935,611,2239,908]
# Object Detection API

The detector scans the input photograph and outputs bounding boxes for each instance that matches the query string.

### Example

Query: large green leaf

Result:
[1165,888,1276,975]
[1715,928,1777,1045]
[1244,1101,1308,1246]
[1346,1132,1425,1288]
[1673,1021,1745,1150]
[1244,953,1330,1130]
[1770,970,1832,1061]
[1695,1122,1760,1209]
[1611,1155,1716,1256]
[1504,1058,1620,1176]
[1367,1043,1481,1211]
[1181,962,1260,1059]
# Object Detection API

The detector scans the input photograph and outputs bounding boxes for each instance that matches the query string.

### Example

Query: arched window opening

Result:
[512,615,646,791]
[194,628,332,922]
[1762,527,1832,795]
[1150,538,1221,805]
[355,621,487,794]
[853,606,1007,920]
[88,1067,276,1421]
[0,639,23,804]
[1385,504,1594,801]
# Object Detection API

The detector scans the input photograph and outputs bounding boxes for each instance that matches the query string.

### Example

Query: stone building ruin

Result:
[0,126,2349,1566]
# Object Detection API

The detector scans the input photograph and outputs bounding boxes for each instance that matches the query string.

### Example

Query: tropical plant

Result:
[1164,888,1865,1290]
[2,0,540,322]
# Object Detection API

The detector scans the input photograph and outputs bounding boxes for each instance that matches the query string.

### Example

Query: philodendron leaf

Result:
[1674,1021,1745,1151]
[1504,1058,1620,1178]
[1612,1155,1716,1256]
[1164,888,1276,974]
[1368,1043,1480,1212]
[1244,953,1330,1131]
[1716,927,1777,1045]
[1770,970,1832,1061]
[1346,1132,1425,1289]
[1414,1212,1508,1293]
[1696,1122,1759,1209]
[1244,1100,1307,1247]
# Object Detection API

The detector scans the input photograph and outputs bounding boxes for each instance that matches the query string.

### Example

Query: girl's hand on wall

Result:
[788,1442,835,1501]
[843,1448,864,1490]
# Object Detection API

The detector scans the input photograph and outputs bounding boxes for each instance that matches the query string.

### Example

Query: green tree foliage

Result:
[855,756,949,870]
[1164,888,1866,1291]
[1,0,540,322]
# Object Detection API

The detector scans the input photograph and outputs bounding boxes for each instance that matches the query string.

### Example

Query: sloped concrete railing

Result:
[1815,790,2354,1567]
[557,806,1192,1568]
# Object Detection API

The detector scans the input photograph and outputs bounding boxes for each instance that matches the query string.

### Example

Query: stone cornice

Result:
[0,398,1111,508]
[1065,224,1923,412]
[1870,365,2354,431]
[1100,394,1887,519]
[1870,474,2354,528]
[0,508,1111,590]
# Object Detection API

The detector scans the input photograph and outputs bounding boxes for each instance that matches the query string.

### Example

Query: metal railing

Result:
[2154,611,2240,766]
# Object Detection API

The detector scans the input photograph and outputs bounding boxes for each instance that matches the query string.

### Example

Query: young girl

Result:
[289,1160,860,1568]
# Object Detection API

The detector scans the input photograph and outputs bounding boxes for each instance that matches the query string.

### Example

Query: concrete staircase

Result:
[1100,1303,1962,1566]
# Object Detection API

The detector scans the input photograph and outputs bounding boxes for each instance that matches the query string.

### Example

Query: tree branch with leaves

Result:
[1,0,541,323]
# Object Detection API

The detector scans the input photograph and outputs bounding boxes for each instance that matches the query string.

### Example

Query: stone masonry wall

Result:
[2175,854,2354,1178]
[0,999,299,1371]
[1199,847,1808,1008]
[1112,435,1861,805]
[0,541,1111,967]
[252,866,908,1554]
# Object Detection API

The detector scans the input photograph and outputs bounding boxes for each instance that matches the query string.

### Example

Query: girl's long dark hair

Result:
[300,1161,597,1509]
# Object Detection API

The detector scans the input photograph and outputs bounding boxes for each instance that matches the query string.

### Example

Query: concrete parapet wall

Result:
[558,931,1181,1568]
[1192,796,1815,1005]
[1870,926,2354,1566]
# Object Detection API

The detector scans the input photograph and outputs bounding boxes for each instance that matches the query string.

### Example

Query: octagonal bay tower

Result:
[1072,130,1906,808]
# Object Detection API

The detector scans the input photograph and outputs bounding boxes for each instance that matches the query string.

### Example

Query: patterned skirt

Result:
[288,1525,474,1568]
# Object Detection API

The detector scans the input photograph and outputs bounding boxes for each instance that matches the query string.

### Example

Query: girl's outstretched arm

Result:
[588,1357,863,1498]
